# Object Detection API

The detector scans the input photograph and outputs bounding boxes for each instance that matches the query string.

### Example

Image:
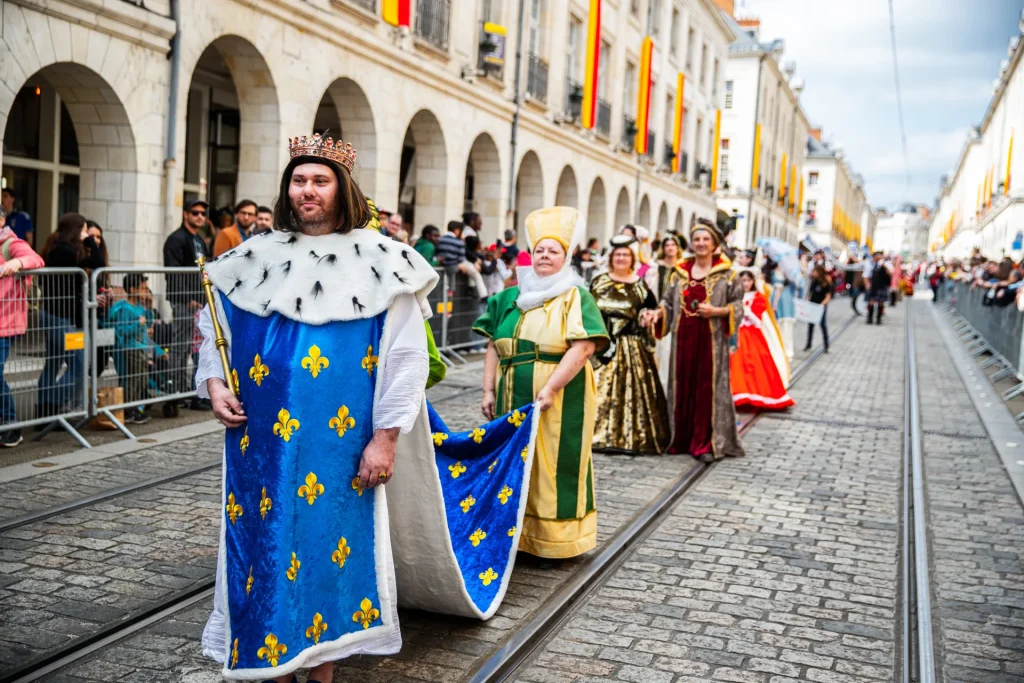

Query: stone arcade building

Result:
[0,0,734,265]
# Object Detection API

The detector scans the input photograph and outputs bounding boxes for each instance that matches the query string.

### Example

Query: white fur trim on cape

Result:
[205,229,438,324]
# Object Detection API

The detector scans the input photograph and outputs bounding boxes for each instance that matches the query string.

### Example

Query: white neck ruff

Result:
[515,265,583,311]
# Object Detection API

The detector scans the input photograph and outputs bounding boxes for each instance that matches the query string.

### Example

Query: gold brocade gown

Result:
[590,274,671,454]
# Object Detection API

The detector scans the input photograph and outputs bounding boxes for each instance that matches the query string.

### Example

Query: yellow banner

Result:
[711,109,722,191]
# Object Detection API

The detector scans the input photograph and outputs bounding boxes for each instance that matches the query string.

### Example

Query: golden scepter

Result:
[196,255,238,396]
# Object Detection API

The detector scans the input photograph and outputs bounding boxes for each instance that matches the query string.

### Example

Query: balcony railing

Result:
[345,0,376,12]
[565,79,583,122]
[596,99,612,138]
[622,116,637,150]
[415,0,451,51]
[642,131,657,160]
[526,55,549,103]
[663,143,675,169]
[679,150,688,177]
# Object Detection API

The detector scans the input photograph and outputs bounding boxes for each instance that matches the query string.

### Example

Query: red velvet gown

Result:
[730,292,795,410]
[668,264,715,457]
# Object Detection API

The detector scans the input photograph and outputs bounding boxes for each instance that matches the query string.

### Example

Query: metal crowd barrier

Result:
[89,267,206,436]
[947,281,1024,422]
[0,268,91,447]
[0,264,491,447]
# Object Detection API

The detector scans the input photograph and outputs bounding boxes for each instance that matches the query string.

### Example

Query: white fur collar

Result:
[206,229,438,324]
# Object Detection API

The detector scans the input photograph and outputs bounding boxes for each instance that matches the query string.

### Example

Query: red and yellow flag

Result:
[635,37,654,154]
[797,175,804,217]
[751,124,761,190]
[710,109,722,191]
[789,164,797,214]
[1006,130,1014,196]
[581,0,601,129]
[382,0,410,27]
[778,153,787,206]
[987,166,994,210]
[671,73,685,173]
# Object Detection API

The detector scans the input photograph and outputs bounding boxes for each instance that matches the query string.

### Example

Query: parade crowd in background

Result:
[0,178,949,453]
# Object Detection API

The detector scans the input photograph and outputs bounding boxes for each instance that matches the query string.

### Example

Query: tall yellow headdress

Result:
[525,206,585,254]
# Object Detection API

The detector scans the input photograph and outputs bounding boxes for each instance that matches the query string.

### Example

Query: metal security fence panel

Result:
[0,267,91,446]
[90,267,205,431]
[425,268,447,347]
[439,268,489,357]
[952,281,1024,373]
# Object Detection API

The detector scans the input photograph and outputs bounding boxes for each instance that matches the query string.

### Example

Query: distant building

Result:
[713,10,811,248]
[875,206,929,260]
[929,10,1023,259]
[801,131,870,254]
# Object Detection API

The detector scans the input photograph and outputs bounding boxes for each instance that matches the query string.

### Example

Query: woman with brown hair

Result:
[804,264,832,352]
[590,239,670,454]
[37,213,106,417]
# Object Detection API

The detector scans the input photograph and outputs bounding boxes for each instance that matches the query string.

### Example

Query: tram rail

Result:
[6,314,857,683]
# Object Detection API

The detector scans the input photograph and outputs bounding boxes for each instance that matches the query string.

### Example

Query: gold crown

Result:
[288,133,356,172]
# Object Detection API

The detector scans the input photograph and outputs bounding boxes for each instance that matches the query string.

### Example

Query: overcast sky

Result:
[740,0,1024,211]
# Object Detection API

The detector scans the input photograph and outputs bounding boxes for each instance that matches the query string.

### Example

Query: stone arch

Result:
[586,177,608,241]
[312,78,378,197]
[399,109,449,231]
[614,187,631,230]
[554,165,579,208]
[515,151,544,235]
[657,202,669,236]
[639,194,652,229]
[182,35,281,213]
[464,133,503,242]
[673,207,684,235]
[1,62,140,260]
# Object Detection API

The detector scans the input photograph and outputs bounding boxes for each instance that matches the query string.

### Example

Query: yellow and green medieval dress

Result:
[473,285,608,558]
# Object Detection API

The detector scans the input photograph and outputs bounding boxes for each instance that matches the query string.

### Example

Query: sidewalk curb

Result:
[0,419,222,485]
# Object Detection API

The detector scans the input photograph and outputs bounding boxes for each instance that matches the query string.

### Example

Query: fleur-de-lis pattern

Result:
[230,638,239,668]
[305,612,328,644]
[240,428,250,456]
[498,485,513,504]
[479,568,499,586]
[286,552,301,581]
[249,353,269,386]
[351,477,364,497]
[470,427,486,444]
[470,528,487,547]
[448,461,467,478]
[332,537,351,568]
[507,409,526,427]
[329,406,356,437]
[273,408,300,442]
[361,345,379,376]
[352,597,380,629]
[297,472,324,505]
[301,345,330,378]
[432,432,449,446]
[226,492,243,524]
[256,633,287,667]
[246,565,253,595]
[521,446,529,462]
[231,369,239,394]
[259,487,272,519]
[460,495,476,513]
[508,527,517,537]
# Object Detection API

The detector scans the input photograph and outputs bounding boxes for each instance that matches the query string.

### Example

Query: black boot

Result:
[866,304,875,324]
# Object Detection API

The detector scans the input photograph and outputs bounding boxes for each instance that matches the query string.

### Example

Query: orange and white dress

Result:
[730,291,795,410]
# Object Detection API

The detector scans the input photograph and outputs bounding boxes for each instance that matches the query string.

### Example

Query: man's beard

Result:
[292,204,337,235]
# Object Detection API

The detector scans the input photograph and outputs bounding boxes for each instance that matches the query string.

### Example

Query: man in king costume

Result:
[198,135,549,682]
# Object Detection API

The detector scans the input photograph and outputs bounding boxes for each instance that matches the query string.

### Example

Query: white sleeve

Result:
[195,296,232,399]
[374,293,429,433]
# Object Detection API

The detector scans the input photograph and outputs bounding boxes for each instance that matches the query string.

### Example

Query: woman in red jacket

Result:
[0,209,45,446]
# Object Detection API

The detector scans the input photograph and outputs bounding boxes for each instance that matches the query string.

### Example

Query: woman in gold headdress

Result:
[590,239,670,454]
[644,218,745,462]
[473,207,609,559]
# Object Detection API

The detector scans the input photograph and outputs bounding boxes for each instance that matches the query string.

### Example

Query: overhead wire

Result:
[887,0,912,198]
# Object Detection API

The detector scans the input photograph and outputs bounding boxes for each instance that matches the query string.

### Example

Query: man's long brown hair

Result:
[273,157,370,234]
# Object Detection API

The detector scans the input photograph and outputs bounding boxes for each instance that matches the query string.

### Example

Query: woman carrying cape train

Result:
[474,207,609,559]
[197,135,547,682]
